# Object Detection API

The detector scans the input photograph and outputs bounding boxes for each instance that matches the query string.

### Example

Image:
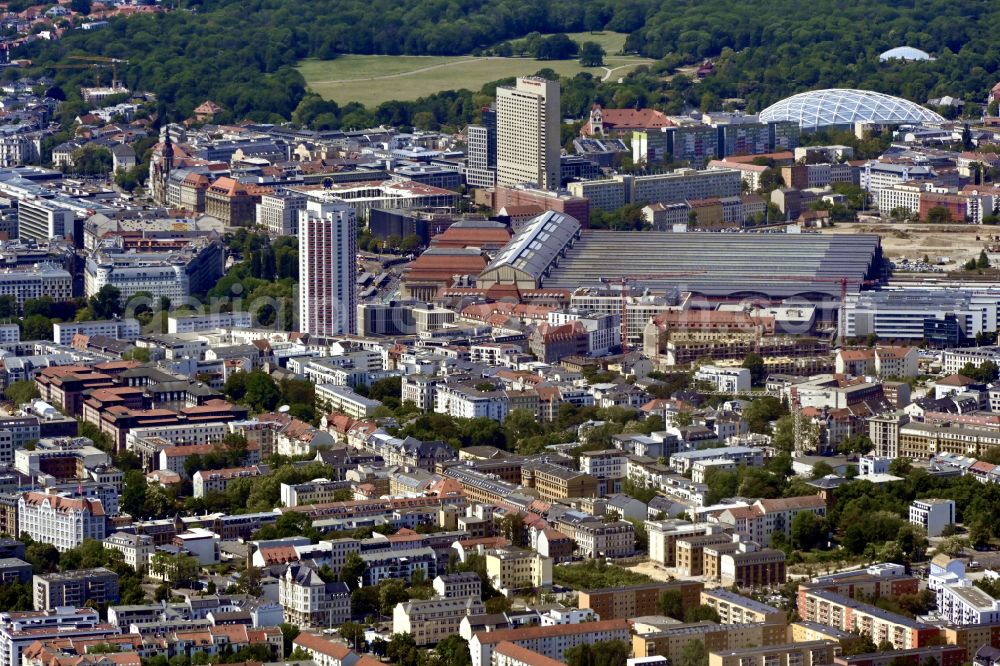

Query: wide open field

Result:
[298,33,652,107]
[820,222,989,267]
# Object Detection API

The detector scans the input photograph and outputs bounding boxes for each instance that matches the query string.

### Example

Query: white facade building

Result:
[694,365,751,393]
[103,532,154,573]
[469,620,630,666]
[52,319,140,345]
[579,449,628,479]
[256,192,307,236]
[0,265,72,309]
[876,183,923,215]
[315,384,382,419]
[936,580,1000,625]
[0,323,18,344]
[18,492,107,551]
[668,446,763,474]
[167,311,252,334]
[17,198,75,244]
[434,384,509,421]
[568,168,742,212]
[299,199,357,336]
[909,498,955,537]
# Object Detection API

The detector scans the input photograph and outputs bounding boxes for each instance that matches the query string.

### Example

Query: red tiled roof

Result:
[756,495,825,512]
[431,225,511,248]
[260,545,299,565]
[590,105,672,130]
[405,253,487,283]
[938,374,976,386]
[293,633,353,659]
[22,491,105,517]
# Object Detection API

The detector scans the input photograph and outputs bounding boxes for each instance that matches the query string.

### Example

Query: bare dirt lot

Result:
[821,222,992,268]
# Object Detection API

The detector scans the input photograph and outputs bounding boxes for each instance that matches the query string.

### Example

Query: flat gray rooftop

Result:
[542,231,883,299]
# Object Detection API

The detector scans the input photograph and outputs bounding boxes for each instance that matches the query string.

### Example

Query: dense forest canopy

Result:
[16,0,1000,124]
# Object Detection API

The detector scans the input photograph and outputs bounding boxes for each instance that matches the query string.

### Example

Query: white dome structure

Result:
[879,46,932,62]
[759,88,946,129]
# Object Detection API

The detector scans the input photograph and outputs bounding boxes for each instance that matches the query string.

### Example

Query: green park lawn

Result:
[297,32,650,107]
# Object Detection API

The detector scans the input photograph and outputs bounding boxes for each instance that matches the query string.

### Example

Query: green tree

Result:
[841,634,879,656]
[837,434,873,455]
[658,589,683,619]
[757,168,784,194]
[978,249,991,269]
[386,633,420,666]
[742,353,765,386]
[743,396,786,433]
[684,605,722,623]
[243,370,280,412]
[69,144,111,175]
[790,510,824,551]
[680,640,708,666]
[926,206,953,224]
[434,635,472,666]
[339,552,367,590]
[24,541,60,574]
[960,361,999,383]
[565,640,630,666]
[579,41,606,67]
[22,314,52,341]
[223,371,248,402]
[339,622,367,651]
[0,295,15,317]
[888,458,912,476]
[89,285,123,319]
[810,461,834,480]
[233,565,263,596]
[504,407,543,445]
[121,470,148,518]
[498,512,528,548]
[535,33,578,60]
[4,380,39,405]
[0,580,31,611]
[122,348,151,362]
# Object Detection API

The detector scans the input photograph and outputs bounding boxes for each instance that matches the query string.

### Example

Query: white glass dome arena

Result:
[879,46,932,62]
[759,89,946,130]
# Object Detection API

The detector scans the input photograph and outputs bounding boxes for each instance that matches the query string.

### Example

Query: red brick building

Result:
[493,185,590,227]
[919,192,970,222]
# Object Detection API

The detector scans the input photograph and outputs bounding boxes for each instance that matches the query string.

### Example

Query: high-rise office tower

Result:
[298,198,357,335]
[464,107,498,188]
[496,77,561,191]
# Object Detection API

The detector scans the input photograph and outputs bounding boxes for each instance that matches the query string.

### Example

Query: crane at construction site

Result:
[599,272,707,352]
[47,55,129,89]
[69,55,129,89]
[744,274,881,343]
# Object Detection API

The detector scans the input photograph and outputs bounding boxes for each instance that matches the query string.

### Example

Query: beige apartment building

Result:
[496,77,560,190]
[720,545,787,588]
[701,588,786,625]
[709,641,838,666]
[676,533,735,577]
[869,412,1000,459]
[392,596,484,646]
[524,462,599,501]
[579,581,703,620]
[647,520,723,566]
[633,621,789,663]
[485,548,552,596]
